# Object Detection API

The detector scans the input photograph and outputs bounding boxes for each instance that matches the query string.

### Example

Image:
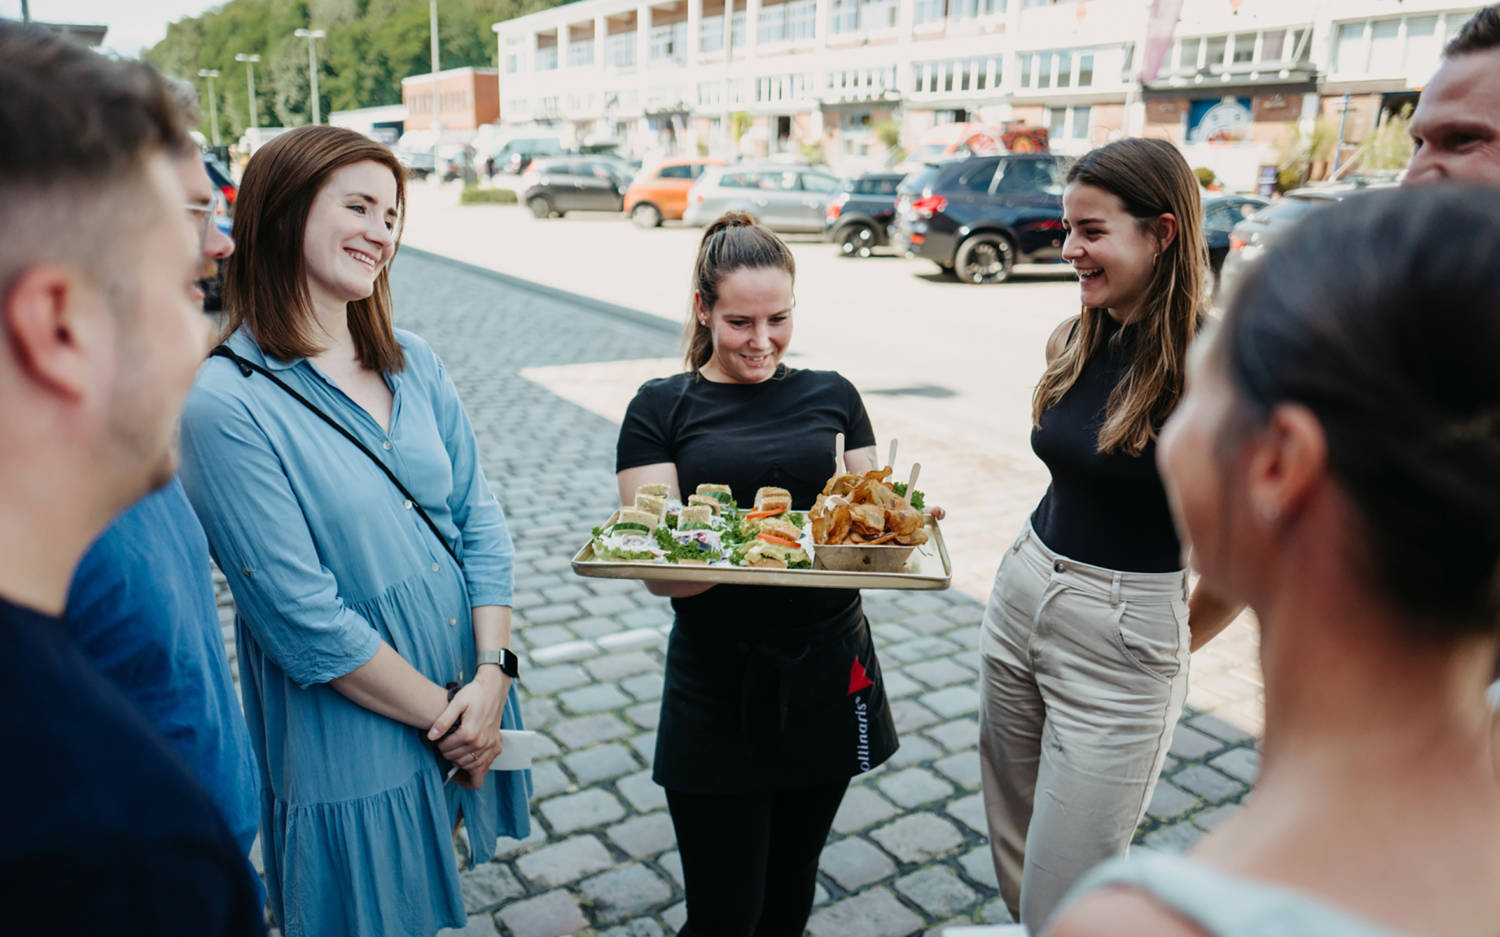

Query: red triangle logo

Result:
[848,659,874,695]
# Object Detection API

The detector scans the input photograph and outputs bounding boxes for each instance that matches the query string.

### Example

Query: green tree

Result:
[144,0,564,141]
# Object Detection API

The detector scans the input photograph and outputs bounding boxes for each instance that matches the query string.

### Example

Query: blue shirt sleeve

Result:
[178,382,383,688]
[429,348,514,609]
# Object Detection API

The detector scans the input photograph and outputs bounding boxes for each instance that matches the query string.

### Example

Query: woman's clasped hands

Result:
[428,668,510,789]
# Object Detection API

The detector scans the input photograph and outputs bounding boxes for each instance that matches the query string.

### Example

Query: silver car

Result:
[682,163,841,233]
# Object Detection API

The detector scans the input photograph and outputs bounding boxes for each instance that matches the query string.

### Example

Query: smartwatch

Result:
[477,648,520,679]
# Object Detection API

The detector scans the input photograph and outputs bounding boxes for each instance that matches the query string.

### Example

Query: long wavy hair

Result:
[1031,137,1208,455]
[221,125,407,372]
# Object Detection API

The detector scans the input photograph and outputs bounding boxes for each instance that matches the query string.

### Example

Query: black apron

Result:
[653,590,900,794]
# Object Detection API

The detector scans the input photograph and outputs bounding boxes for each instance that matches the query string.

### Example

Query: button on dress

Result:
[180,328,531,937]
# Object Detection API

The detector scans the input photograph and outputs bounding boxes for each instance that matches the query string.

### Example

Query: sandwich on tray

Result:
[591,507,663,561]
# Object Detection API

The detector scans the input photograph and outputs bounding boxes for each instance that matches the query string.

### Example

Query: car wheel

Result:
[838,223,876,258]
[527,195,553,219]
[955,233,1015,284]
[632,203,663,229]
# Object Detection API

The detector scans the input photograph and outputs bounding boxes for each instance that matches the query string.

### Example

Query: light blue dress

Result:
[1054,850,1412,937]
[179,327,531,937]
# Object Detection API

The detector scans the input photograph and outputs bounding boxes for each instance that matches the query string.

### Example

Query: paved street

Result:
[219,244,1264,937]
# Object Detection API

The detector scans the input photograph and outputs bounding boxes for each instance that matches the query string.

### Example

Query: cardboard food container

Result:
[811,541,918,573]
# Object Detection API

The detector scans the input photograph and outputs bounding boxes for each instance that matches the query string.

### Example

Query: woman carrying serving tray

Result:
[178,126,530,937]
[977,138,1242,932]
[616,212,901,937]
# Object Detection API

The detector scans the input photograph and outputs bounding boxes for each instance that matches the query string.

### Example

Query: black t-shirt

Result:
[617,367,877,629]
[1030,316,1184,573]
[0,594,267,936]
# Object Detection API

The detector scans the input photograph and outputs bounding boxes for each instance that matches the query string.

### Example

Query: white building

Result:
[491,0,1482,183]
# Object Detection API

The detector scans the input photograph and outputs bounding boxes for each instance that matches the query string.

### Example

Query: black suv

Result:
[893,155,1067,283]
[824,172,905,258]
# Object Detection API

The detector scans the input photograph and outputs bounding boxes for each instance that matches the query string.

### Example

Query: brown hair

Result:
[222,125,407,373]
[1032,137,1208,455]
[0,22,190,306]
[1446,4,1500,56]
[684,211,796,371]
[1221,186,1500,636]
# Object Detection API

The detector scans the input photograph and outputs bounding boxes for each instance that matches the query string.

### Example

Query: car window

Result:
[763,171,796,191]
[899,166,941,196]
[1203,203,1238,233]
[799,173,839,194]
[719,170,756,189]
[958,161,999,193]
[658,164,693,179]
[994,160,1063,196]
[1257,197,1319,224]
[871,176,901,195]
[690,163,713,179]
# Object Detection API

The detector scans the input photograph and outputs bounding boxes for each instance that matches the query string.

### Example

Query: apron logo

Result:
[847,658,874,695]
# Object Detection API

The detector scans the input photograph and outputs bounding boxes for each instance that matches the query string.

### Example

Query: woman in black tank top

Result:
[976,139,1242,932]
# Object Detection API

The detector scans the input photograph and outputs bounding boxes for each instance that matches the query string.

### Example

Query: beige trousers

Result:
[978,523,1190,933]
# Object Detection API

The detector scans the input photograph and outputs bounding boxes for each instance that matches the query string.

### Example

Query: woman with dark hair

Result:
[977,137,1242,931]
[179,126,530,937]
[614,212,902,937]
[1048,184,1500,937]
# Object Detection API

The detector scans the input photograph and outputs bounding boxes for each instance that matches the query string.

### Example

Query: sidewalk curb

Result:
[399,246,678,338]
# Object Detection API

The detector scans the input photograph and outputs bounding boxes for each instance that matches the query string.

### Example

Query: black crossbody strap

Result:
[209,344,463,569]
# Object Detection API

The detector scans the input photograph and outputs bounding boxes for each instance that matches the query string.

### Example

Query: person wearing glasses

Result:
[62,78,260,876]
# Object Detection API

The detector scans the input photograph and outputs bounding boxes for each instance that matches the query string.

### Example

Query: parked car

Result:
[892,154,1068,283]
[203,155,237,216]
[823,172,905,257]
[398,148,436,179]
[1217,182,1394,301]
[522,156,635,218]
[682,163,842,233]
[1202,194,1269,275]
[623,157,725,228]
[496,136,566,174]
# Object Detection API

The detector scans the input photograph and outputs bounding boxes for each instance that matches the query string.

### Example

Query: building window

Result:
[651,22,687,61]
[1047,104,1092,139]
[860,0,897,30]
[950,0,1002,19]
[732,10,747,48]
[1055,50,1072,88]
[759,3,787,43]
[700,14,724,51]
[567,41,594,67]
[1232,33,1256,65]
[1333,21,1365,72]
[915,0,947,25]
[607,31,636,68]
[1204,35,1228,70]
[1076,52,1093,86]
[788,0,815,39]
[832,0,858,33]
[535,46,558,70]
[1367,18,1402,74]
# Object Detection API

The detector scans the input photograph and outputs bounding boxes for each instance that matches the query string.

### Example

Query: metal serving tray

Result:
[571,516,951,591]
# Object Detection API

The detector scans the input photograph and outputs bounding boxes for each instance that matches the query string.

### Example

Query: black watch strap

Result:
[477,648,519,679]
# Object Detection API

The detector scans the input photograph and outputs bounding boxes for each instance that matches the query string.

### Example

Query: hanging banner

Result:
[1139,0,1186,84]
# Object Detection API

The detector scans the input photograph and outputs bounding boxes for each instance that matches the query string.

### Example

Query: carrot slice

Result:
[757,532,801,548]
[745,506,787,520]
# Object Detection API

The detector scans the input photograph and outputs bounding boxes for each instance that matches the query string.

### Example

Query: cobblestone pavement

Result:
[216,249,1264,937]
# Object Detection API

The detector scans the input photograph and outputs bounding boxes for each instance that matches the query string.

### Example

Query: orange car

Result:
[623,157,724,228]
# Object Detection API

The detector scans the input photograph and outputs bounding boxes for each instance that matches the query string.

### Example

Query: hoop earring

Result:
[1151,252,1159,268]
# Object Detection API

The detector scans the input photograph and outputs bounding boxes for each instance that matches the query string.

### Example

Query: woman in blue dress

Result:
[179,126,530,937]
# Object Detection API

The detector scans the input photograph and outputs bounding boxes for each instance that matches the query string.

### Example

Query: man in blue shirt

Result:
[0,24,266,936]
[64,78,262,865]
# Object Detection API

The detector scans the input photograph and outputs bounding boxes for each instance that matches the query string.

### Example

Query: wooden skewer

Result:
[834,432,845,475]
[904,462,921,506]
[887,439,898,471]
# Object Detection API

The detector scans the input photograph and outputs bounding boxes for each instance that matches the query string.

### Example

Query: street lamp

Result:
[429,0,441,181]
[197,69,221,146]
[235,53,261,132]
[294,28,326,124]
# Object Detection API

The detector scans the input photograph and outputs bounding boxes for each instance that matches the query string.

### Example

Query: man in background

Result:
[63,76,262,869]
[0,22,266,935]
[1405,4,1500,185]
